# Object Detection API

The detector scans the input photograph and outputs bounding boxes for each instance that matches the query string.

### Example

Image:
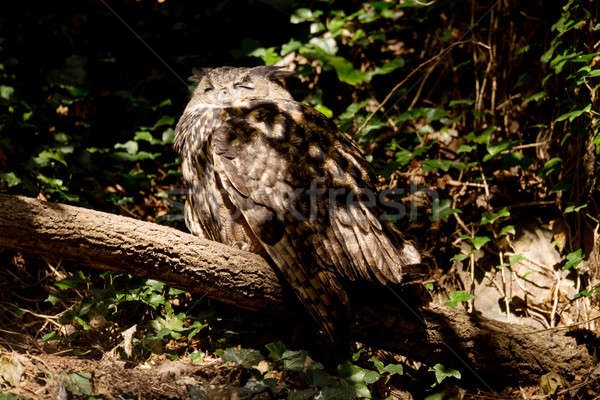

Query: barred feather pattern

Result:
[175,95,420,341]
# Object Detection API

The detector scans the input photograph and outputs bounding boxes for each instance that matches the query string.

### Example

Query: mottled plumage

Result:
[175,66,420,340]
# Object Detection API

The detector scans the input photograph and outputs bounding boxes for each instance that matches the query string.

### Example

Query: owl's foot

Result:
[232,241,250,251]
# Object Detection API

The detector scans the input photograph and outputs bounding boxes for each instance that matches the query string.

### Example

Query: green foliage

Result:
[1,0,599,395]
[445,291,474,308]
[222,347,265,368]
[429,364,461,386]
[0,395,34,400]
[219,343,405,400]
[57,372,93,396]
[562,249,584,270]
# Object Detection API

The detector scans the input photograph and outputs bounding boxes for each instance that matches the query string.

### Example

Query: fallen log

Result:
[0,193,596,386]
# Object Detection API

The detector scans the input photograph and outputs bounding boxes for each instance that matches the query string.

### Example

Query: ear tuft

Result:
[250,65,293,81]
[188,67,211,82]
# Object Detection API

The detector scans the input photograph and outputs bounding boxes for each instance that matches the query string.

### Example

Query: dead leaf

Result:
[539,371,566,395]
[121,324,137,357]
[252,360,270,375]
[0,355,24,387]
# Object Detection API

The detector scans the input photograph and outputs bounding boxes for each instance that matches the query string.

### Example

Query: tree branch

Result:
[0,194,596,385]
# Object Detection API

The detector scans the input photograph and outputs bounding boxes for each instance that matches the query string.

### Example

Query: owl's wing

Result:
[210,99,419,338]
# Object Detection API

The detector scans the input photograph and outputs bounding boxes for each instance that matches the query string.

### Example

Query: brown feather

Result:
[174,68,421,341]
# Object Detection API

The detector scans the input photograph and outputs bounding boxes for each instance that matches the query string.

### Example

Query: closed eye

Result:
[234,82,255,90]
[204,86,215,93]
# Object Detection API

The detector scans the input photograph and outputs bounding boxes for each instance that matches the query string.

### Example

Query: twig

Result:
[495,93,521,110]
[499,252,510,321]
[505,251,555,273]
[508,142,549,151]
[479,164,491,202]
[446,179,486,188]
[507,200,555,209]
[356,40,470,134]
[550,271,560,328]
[408,64,435,110]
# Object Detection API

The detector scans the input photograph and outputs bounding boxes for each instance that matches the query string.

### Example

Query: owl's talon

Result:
[232,241,249,251]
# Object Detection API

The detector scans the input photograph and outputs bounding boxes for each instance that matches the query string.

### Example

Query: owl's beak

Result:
[217,89,228,101]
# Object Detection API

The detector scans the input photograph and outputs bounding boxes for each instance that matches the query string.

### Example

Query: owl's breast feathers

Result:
[175,98,420,340]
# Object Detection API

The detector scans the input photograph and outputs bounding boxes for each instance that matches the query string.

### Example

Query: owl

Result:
[174,66,421,342]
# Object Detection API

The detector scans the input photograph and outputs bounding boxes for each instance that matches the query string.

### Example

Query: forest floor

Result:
[0,252,590,400]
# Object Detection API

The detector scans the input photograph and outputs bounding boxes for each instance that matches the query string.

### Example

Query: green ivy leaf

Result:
[431,199,461,222]
[310,22,326,34]
[34,149,68,167]
[371,58,405,76]
[445,291,474,307]
[221,347,265,368]
[304,369,335,387]
[190,351,204,364]
[555,103,591,122]
[542,157,562,177]
[313,104,333,118]
[368,357,384,373]
[574,287,600,300]
[472,236,491,249]
[523,91,547,105]
[481,207,510,225]
[430,364,461,384]
[422,159,452,173]
[450,253,469,262]
[327,17,345,35]
[483,141,513,161]
[281,39,302,56]
[282,350,323,371]
[337,361,366,383]
[352,348,366,361]
[114,140,138,155]
[449,99,474,107]
[383,363,403,375]
[0,85,14,100]
[563,249,584,270]
[249,47,282,65]
[57,372,92,396]
[456,144,476,153]
[564,203,587,213]
[467,126,494,144]
[54,277,81,289]
[265,341,286,361]
[460,235,490,250]
[290,8,323,24]
[499,225,516,236]
[309,37,338,56]
[363,370,380,384]
[151,115,175,130]
[187,321,208,339]
[134,131,159,144]
[352,383,371,399]
[42,331,59,341]
[162,128,175,144]
[328,57,368,85]
[0,172,21,187]
[509,254,524,265]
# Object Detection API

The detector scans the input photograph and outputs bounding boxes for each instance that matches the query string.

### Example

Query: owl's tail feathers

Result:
[266,241,351,345]
[300,269,351,344]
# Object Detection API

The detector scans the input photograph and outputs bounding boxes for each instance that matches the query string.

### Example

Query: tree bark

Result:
[0,194,596,386]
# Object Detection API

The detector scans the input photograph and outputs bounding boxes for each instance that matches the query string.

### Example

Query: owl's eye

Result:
[234,81,255,90]
[204,86,215,93]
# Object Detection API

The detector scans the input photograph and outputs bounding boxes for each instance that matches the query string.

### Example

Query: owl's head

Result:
[187,66,294,106]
